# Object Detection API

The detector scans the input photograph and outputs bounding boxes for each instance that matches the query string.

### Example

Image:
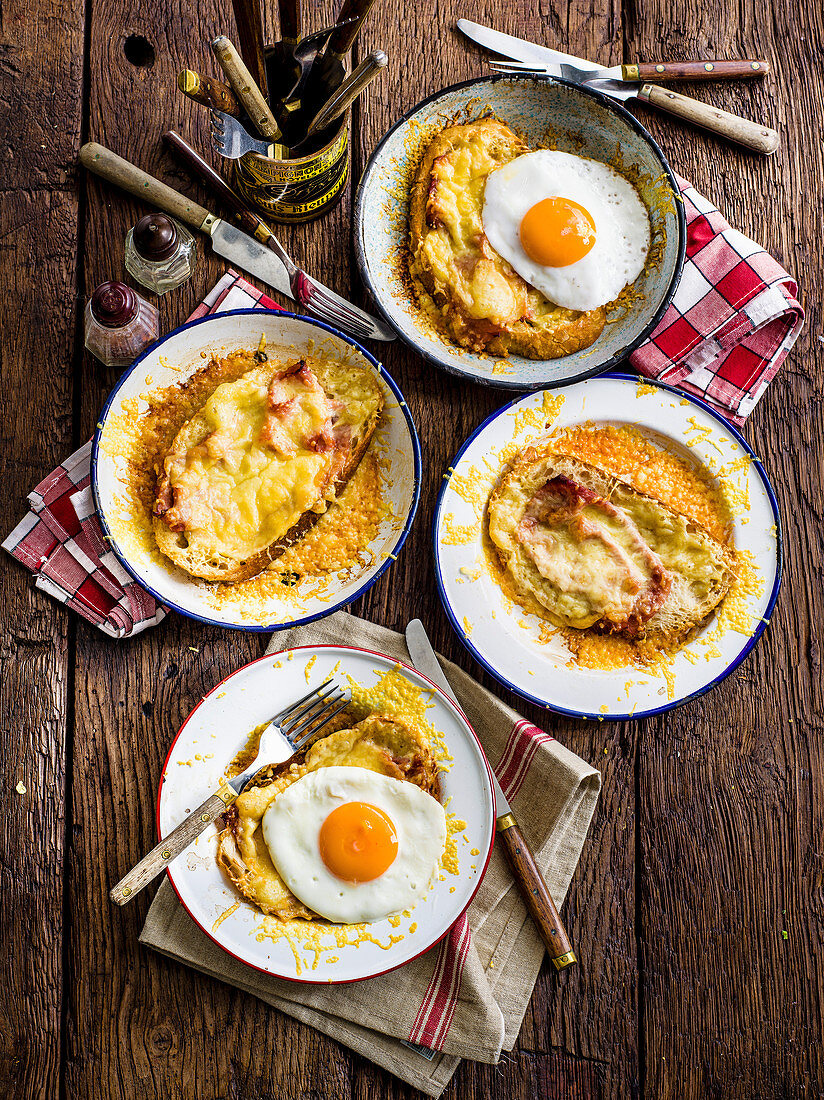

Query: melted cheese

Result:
[163,368,333,560]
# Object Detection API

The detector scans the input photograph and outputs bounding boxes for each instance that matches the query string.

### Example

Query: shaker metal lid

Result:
[90,281,138,327]
[133,213,178,261]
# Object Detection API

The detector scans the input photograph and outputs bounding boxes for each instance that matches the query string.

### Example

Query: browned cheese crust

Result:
[408,118,606,358]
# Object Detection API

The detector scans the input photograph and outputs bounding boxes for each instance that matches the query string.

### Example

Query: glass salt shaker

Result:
[125,212,196,295]
[84,281,159,368]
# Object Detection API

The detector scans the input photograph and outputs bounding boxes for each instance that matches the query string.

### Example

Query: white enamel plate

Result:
[158,645,495,983]
[91,310,420,631]
[434,374,781,720]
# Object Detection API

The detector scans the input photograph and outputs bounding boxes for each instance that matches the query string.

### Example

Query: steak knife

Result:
[79,142,396,342]
[404,619,576,970]
[457,20,779,155]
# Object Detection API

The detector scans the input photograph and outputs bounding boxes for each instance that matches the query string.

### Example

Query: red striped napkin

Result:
[140,612,602,1097]
[3,272,280,636]
[630,173,804,426]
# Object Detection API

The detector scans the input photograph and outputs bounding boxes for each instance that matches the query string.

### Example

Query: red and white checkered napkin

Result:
[630,173,804,426]
[3,272,281,637]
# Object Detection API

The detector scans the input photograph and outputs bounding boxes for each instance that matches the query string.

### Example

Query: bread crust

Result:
[152,358,383,583]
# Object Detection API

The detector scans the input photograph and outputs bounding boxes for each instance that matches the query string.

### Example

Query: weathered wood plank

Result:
[626,0,824,1094]
[0,0,85,1094]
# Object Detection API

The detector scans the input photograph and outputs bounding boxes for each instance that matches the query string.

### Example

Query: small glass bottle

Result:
[84,281,160,368]
[125,213,196,295]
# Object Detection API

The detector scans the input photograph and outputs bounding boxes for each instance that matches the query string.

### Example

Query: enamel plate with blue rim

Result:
[434,375,781,720]
[91,310,420,631]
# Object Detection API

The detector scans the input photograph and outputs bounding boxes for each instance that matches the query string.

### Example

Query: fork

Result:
[165,128,397,343]
[110,677,351,904]
[210,108,279,160]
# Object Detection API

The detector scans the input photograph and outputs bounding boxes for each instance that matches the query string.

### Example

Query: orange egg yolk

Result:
[319,802,399,884]
[519,196,596,267]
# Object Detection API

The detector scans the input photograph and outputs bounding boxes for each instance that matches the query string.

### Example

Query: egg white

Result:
[482,150,651,312]
[261,766,447,924]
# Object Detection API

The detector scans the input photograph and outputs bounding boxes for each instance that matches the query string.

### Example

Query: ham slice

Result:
[518,476,671,638]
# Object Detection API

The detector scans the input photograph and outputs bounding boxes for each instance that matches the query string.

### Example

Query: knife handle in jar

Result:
[177,70,242,118]
[211,36,283,141]
[496,814,576,969]
[326,0,379,58]
[80,142,212,230]
[627,59,769,82]
[637,84,780,154]
[163,130,273,244]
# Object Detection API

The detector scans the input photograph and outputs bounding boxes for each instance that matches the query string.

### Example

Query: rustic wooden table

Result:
[2,0,821,1096]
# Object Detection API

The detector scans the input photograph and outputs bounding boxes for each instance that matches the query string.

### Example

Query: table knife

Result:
[404,619,576,970]
[457,19,779,155]
[177,70,242,118]
[79,142,396,342]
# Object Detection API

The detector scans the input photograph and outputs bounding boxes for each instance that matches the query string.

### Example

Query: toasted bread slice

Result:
[489,447,735,648]
[152,356,383,583]
[408,117,606,359]
[217,714,441,921]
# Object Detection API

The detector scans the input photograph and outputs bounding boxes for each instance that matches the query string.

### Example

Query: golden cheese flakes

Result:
[255,913,405,975]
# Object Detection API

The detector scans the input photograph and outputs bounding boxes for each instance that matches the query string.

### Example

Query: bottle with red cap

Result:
[84,280,160,368]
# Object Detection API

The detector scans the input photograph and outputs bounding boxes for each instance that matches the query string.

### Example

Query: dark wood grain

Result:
[0,0,84,1094]
[1,0,822,1096]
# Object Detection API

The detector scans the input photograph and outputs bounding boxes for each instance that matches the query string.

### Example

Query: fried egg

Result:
[482,150,650,312]
[261,765,447,923]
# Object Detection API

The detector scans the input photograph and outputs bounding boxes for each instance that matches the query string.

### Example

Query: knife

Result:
[404,619,576,970]
[457,20,779,156]
[177,70,243,119]
[79,142,397,341]
[303,50,388,140]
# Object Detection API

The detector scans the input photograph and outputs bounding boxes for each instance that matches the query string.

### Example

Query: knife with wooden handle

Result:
[404,619,576,970]
[635,83,779,154]
[211,35,284,142]
[623,59,769,81]
[303,50,387,138]
[230,0,269,99]
[163,129,275,244]
[177,70,242,118]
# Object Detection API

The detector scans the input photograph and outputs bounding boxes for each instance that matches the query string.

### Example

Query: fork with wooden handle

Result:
[110,679,350,904]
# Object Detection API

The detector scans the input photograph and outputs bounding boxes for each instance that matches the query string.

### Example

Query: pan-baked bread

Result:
[152,355,383,583]
[217,715,441,921]
[408,117,606,358]
[489,445,734,647]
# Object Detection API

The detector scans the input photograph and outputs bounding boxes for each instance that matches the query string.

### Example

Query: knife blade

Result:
[457,20,780,155]
[456,20,769,83]
[404,619,576,970]
[80,142,294,296]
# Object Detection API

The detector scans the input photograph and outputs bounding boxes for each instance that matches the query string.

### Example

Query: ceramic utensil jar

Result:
[84,281,159,367]
[125,213,196,294]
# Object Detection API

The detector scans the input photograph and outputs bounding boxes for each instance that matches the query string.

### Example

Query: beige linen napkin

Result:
[141,611,600,1097]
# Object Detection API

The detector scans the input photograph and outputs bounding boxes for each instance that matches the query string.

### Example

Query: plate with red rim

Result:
[433,373,782,720]
[157,644,495,984]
